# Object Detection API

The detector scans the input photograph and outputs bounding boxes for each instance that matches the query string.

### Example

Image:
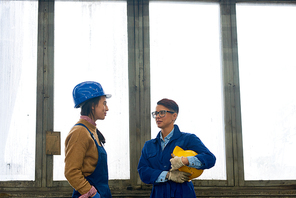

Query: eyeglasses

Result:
[151,110,175,118]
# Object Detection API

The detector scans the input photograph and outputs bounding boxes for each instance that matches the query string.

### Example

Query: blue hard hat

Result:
[72,81,111,108]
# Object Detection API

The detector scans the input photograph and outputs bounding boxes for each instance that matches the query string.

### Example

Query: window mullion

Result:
[220,0,243,187]
[36,0,55,188]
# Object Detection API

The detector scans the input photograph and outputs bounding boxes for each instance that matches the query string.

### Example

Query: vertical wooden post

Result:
[127,0,151,188]
[220,0,244,187]
[36,0,55,188]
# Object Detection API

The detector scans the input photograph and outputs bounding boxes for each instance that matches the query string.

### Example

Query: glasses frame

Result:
[151,110,175,118]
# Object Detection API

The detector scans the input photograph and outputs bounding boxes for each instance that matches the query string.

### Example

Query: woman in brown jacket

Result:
[65,81,112,198]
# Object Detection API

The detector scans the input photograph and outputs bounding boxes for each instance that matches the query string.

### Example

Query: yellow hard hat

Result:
[172,146,204,180]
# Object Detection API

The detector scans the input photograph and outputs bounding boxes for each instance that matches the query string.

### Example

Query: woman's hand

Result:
[170,156,189,170]
[168,170,191,183]
[79,186,98,198]
[91,192,101,198]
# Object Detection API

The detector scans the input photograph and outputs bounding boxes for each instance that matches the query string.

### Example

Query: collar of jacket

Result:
[153,124,182,144]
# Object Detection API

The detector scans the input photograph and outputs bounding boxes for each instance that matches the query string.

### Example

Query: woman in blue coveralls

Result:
[137,98,216,198]
[65,81,112,198]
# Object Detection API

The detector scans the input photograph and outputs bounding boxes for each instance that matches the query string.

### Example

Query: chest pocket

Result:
[147,150,158,159]
[146,148,172,171]
[146,149,160,168]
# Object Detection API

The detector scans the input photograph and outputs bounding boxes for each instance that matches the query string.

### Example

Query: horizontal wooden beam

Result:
[1,186,296,197]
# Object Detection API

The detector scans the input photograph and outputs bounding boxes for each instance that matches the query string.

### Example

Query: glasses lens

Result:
[159,110,166,117]
[152,111,157,118]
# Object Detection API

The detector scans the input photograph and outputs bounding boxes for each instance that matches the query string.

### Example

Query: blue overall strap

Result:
[75,123,96,141]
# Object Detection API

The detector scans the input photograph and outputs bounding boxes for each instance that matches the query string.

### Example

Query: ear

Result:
[173,112,178,121]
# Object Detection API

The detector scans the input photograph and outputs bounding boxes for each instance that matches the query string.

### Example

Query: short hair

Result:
[157,98,179,114]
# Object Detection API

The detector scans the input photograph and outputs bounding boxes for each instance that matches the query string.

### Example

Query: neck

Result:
[161,125,174,139]
[80,115,96,126]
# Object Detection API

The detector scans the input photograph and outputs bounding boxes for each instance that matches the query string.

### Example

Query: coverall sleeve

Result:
[137,142,163,184]
[186,134,216,170]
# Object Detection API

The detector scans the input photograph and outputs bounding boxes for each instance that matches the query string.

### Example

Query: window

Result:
[150,1,226,180]
[237,3,296,180]
[54,0,129,180]
[0,0,38,181]
[1,1,295,196]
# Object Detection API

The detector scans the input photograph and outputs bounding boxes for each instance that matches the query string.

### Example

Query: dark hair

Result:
[80,96,102,119]
[157,98,179,114]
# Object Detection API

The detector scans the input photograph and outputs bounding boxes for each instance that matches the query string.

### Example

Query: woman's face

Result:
[154,105,177,130]
[93,96,109,121]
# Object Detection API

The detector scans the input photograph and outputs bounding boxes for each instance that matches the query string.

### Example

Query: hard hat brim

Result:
[105,94,112,99]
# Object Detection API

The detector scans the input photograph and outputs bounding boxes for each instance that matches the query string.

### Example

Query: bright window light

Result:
[150,1,226,180]
[54,0,129,180]
[237,3,296,180]
[0,0,38,181]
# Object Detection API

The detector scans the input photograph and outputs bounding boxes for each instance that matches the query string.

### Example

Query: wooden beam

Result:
[127,0,151,188]
[36,0,55,188]
[220,0,243,187]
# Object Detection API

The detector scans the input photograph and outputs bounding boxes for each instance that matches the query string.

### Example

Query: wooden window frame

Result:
[0,0,295,197]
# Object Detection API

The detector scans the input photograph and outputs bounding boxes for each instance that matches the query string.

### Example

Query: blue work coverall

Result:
[137,125,216,198]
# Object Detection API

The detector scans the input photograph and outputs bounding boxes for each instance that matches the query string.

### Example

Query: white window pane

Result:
[150,2,226,180]
[237,4,296,180]
[0,0,38,181]
[54,1,129,180]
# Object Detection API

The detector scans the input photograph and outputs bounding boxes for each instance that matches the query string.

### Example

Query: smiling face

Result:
[154,104,177,131]
[92,96,109,121]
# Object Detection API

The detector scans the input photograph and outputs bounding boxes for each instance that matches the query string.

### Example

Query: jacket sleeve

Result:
[64,128,92,194]
[185,134,216,169]
[137,142,163,184]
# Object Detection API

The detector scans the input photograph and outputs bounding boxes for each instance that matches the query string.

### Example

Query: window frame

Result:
[1,0,296,196]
